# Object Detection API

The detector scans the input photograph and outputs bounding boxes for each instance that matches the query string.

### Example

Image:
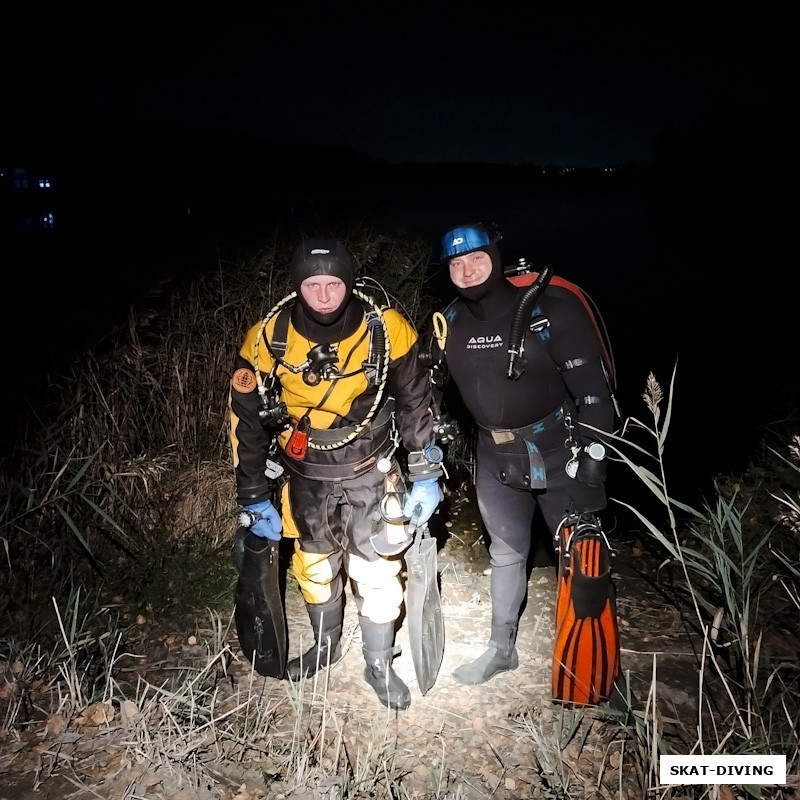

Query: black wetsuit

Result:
[443,276,614,627]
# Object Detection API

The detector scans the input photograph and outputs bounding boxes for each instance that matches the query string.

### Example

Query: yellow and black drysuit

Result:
[229,248,440,709]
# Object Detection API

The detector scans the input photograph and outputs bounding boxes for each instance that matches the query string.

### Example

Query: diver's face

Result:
[448,250,492,289]
[300,276,347,315]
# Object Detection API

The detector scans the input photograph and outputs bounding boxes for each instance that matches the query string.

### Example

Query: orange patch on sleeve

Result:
[231,368,257,393]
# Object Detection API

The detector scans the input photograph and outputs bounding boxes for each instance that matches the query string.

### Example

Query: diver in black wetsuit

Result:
[435,223,616,685]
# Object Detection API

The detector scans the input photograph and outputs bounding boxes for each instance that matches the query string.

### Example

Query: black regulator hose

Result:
[365,308,386,385]
[507,263,553,379]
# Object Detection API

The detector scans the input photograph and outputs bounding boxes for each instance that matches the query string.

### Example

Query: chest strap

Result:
[307,399,395,445]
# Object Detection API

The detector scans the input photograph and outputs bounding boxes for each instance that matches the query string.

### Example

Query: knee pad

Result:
[347,553,403,624]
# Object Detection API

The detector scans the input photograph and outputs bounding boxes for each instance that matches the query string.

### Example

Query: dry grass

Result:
[1,225,798,798]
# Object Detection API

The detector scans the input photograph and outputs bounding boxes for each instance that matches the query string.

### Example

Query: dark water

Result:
[4,168,794,506]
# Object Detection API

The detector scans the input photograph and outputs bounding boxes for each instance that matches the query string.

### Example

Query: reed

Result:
[596,367,800,798]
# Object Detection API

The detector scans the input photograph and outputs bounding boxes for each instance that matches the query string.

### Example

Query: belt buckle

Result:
[491,430,515,445]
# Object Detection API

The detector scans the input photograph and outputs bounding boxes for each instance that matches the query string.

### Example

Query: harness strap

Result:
[476,404,566,444]
[576,395,606,406]
[308,399,395,444]
[265,306,292,360]
[561,356,595,371]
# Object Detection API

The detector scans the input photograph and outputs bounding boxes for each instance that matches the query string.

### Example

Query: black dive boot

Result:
[452,624,519,685]
[360,618,411,710]
[286,598,344,680]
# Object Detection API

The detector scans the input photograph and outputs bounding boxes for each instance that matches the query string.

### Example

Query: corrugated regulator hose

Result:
[506,263,553,379]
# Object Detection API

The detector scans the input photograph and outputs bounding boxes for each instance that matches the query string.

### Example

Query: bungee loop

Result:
[253,287,391,451]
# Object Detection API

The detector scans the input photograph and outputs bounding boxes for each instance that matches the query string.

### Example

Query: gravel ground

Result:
[0,486,706,800]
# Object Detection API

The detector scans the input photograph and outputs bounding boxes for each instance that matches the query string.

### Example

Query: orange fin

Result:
[552,514,621,705]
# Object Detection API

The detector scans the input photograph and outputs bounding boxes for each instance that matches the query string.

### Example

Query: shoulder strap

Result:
[264,305,292,360]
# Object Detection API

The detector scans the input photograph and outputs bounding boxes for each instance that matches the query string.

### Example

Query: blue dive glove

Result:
[402,478,443,527]
[241,499,282,540]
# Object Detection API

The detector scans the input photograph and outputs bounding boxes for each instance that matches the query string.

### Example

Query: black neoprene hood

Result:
[290,238,354,295]
[290,237,355,325]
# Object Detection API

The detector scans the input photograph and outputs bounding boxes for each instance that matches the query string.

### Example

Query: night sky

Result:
[6,8,771,169]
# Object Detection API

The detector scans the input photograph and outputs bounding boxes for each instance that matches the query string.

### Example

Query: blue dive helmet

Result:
[440,222,500,263]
